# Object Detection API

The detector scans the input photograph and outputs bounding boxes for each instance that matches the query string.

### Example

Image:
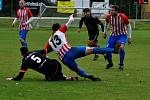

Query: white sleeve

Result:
[12,18,18,24]
[66,14,74,28]
[127,23,132,38]
[25,17,33,24]
[104,22,109,35]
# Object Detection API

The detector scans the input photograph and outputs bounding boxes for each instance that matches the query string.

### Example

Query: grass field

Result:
[0,22,150,100]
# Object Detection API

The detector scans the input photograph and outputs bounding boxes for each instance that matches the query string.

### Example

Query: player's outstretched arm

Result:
[24,17,33,25]
[6,69,26,81]
[66,14,74,28]
[77,18,83,32]
[127,23,132,44]
[5,72,25,81]
[12,18,18,27]
[12,72,25,81]
[103,22,108,39]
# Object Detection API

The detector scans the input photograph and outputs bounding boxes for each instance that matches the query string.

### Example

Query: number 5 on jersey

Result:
[31,55,41,63]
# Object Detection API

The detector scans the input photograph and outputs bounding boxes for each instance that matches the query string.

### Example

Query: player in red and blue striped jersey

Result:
[12,0,33,47]
[103,5,132,70]
[44,15,121,81]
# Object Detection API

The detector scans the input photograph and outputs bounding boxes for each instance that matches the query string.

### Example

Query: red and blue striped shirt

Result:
[16,7,32,30]
[105,13,129,36]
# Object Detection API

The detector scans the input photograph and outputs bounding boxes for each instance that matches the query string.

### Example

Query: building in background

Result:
[141,0,150,19]
[0,0,150,19]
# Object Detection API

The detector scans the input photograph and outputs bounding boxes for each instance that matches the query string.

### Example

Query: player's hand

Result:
[6,77,13,80]
[77,29,81,33]
[127,38,132,45]
[69,14,74,22]
[103,33,107,39]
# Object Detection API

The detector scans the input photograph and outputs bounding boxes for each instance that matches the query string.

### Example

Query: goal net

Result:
[32,3,110,28]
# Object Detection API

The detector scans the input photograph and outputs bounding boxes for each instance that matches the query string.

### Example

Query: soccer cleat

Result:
[106,63,113,69]
[71,77,78,81]
[93,54,99,61]
[119,64,124,70]
[88,75,101,81]
[62,76,78,81]
[114,43,121,54]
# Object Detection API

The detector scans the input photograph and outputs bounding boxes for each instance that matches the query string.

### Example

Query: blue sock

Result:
[119,49,125,65]
[106,53,113,64]
[21,42,27,47]
[77,68,89,78]
[93,47,114,54]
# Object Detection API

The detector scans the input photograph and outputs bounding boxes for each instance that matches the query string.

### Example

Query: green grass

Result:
[0,24,150,100]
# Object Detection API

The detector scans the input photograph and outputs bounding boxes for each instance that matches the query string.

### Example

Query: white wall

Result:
[72,0,109,15]
[71,0,90,14]
[91,0,110,17]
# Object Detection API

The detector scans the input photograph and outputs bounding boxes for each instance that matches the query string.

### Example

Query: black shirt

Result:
[79,16,104,34]
[13,50,60,81]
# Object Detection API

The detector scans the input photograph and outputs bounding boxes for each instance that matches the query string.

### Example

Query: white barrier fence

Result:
[0,17,150,29]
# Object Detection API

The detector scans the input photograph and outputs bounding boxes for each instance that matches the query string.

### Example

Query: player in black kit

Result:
[77,8,105,61]
[6,47,78,81]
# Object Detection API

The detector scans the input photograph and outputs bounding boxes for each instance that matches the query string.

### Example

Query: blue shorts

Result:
[19,30,28,40]
[63,46,86,60]
[107,34,127,48]
[62,46,86,70]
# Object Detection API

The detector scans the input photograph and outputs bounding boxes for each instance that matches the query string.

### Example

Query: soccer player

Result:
[77,8,105,61]
[12,0,33,47]
[103,5,132,70]
[6,47,78,81]
[44,14,120,81]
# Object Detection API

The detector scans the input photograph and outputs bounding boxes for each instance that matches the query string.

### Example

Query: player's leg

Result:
[19,30,28,47]
[62,52,90,78]
[45,59,64,81]
[118,35,127,70]
[62,48,101,81]
[63,58,101,81]
[87,40,99,61]
[71,46,119,70]
[71,46,118,57]
[88,32,99,61]
[105,36,118,69]
[93,40,99,61]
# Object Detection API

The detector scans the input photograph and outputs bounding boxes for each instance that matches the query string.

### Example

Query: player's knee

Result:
[86,47,93,55]
[119,44,124,49]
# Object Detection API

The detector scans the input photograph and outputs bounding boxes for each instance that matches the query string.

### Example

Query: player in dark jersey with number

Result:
[6,47,78,81]
[77,8,105,61]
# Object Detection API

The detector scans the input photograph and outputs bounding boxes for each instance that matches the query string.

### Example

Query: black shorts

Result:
[44,59,64,81]
[88,31,99,42]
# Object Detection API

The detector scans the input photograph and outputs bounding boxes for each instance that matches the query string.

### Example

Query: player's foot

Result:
[70,77,78,80]
[106,63,113,69]
[88,75,101,81]
[119,64,124,70]
[62,76,78,81]
[114,43,121,54]
[93,54,99,61]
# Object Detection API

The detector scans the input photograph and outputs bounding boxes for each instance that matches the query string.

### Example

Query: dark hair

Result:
[83,8,90,12]
[20,47,29,56]
[52,23,61,31]
[111,5,119,11]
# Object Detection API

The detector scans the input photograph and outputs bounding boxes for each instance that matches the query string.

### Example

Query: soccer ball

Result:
[87,40,95,47]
